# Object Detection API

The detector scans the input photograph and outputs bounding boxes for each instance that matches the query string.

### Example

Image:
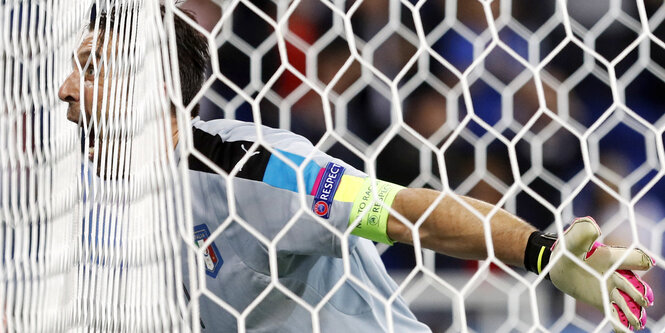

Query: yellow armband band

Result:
[348,178,404,245]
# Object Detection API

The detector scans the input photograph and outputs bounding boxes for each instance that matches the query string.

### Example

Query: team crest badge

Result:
[194,224,223,278]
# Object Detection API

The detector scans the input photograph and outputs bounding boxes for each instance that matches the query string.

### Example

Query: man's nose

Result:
[58,71,80,103]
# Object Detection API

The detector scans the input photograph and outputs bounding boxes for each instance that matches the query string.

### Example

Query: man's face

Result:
[58,31,116,170]
[59,32,104,125]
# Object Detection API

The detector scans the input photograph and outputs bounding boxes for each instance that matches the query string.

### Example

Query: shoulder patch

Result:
[194,224,223,278]
[311,162,345,219]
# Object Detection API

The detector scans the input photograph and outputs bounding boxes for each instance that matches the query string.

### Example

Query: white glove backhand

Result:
[549,217,655,332]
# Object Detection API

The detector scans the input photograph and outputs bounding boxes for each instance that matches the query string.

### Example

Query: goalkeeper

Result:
[57,4,655,332]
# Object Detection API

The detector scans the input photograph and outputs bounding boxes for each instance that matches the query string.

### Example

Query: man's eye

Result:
[86,66,95,76]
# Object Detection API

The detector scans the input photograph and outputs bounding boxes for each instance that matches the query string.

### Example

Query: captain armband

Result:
[348,178,405,245]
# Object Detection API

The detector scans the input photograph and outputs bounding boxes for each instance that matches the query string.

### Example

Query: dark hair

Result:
[90,5,210,117]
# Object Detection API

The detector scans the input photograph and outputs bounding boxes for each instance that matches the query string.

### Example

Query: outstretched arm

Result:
[386,188,536,267]
[384,187,655,332]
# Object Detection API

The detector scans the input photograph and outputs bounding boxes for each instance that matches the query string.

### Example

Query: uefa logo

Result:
[313,200,329,216]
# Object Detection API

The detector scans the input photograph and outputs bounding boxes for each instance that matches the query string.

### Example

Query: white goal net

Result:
[1,0,664,332]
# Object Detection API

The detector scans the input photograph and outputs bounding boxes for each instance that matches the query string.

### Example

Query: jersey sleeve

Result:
[188,118,383,258]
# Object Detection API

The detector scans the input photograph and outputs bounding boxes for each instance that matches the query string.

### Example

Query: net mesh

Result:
[1,0,187,330]
[1,0,664,332]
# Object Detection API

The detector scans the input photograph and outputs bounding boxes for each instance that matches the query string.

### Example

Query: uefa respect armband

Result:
[348,178,405,245]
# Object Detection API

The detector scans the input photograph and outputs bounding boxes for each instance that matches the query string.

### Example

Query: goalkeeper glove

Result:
[524,217,655,332]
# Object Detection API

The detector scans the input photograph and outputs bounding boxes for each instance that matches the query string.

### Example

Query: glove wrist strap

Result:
[524,231,557,279]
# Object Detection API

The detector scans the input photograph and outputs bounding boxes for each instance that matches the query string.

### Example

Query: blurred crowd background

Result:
[3,0,662,330]
[180,0,665,331]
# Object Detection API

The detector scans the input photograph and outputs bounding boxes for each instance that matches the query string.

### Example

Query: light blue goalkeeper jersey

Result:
[179,117,431,332]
